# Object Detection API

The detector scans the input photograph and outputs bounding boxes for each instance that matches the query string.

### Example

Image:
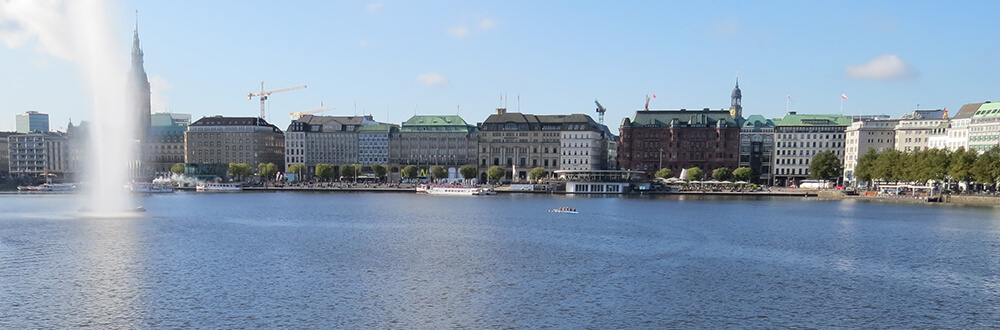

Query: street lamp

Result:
[658,148,663,170]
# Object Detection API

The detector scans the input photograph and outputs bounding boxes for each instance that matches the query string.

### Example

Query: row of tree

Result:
[654,166,754,182]
[851,147,1000,186]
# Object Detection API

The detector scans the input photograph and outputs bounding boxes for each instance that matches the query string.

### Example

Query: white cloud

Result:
[366,2,383,12]
[0,0,75,59]
[416,72,449,87]
[846,54,918,81]
[447,25,469,38]
[479,18,495,30]
[149,75,173,113]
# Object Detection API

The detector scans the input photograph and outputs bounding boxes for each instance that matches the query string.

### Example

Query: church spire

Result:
[730,72,743,119]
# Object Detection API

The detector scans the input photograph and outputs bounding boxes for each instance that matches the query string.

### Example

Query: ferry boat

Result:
[17,183,78,192]
[196,182,243,192]
[416,184,496,196]
[126,182,174,193]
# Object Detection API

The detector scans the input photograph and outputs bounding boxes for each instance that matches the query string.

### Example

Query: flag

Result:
[787,94,791,100]
[652,93,656,98]
[841,93,848,100]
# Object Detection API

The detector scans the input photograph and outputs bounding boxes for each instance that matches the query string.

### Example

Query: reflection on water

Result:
[1,192,1000,328]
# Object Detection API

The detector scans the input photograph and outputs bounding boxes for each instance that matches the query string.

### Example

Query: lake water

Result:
[1,192,999,328]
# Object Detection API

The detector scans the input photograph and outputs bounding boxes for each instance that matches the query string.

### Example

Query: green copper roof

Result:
[624,109,739,128]
[742,114,774,128]
[773,113,851,126]
[400,115,475,132]
[973,103,1000,118]
[358,124,396,132]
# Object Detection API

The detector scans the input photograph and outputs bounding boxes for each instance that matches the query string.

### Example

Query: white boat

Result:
[417,184,496,196]
[17,183,78,192]
[127,182,174,193]
[196,182,243,192]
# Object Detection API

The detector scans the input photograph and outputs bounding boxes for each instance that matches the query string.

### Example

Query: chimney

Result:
[496,107,507,115]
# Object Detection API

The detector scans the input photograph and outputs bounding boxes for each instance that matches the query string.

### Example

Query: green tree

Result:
[654,168,673,179]
[810,151,843,181]
[972,147,1000,185]
[402,165,420,180]
[288,164,305,181]
[873,149,904,182]
[948,147,977,183]
[315,163,335,181]
[854,148,879,185]
[487,165,506,183]
[460,165,478,181]
[372,164,388,181]
[228,163,253,181]
[685,167,704,181]
[258,163,278,181]
[431,166,448,180]
[170,163,186,176]
[341,164,362,181]
[912,149,950,183]
[529,167,548,181]
[712,167,733,181]
[733,167,752,182]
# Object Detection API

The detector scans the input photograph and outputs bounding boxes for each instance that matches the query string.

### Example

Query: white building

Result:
[285,115,380,173]
[968,102,1000,153]
[894,109,947,152]
[772,112,851,187]
[843,118,899,186]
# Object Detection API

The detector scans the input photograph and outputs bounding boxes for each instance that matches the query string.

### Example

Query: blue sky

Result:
[1,0,998,131]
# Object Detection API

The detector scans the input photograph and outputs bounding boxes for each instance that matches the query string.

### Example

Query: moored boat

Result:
[196,182,243,192]
[17,183,78,192]
[127,182,174,193]
[417,184,496,196]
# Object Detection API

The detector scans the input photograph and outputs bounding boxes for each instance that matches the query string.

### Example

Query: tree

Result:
[288,164,305,181]
[402,165,420,180]
[372,164,388,181]
[733,167,752,182]
[431,166,448,180]
[315,163,335,181]
[460,165,477,181]
[229,163,253,181]
[487,165,506,183]
[712,167,733,181]
[911,148,950,183]
[685,167,704,181]
[873,149,904,182]
[972,147,1000,185]
[258,163,278,181]
[854,148,879,185]
[949,147,977,184]
[810,151,843,181]
[654,168,672,179]
[341,164,362,181]
[529,167,548,181]
[170,163,186,176]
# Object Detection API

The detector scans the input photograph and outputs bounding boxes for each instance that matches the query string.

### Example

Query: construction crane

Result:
[246,81,307,120]
[290,106,335,120]
[594,99,606,125]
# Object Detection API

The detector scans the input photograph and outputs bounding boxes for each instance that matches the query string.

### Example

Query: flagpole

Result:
[786,94,790,113]
[839,98,844,115]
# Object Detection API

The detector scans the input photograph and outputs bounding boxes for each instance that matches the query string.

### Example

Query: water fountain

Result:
[1,0,137,216]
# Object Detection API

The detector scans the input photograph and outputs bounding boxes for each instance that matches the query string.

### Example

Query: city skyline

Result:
[1,0,998,132]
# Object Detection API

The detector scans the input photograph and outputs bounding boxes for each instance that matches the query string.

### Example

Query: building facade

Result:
[15,111,49,134]
[842,118,899,186]
[969,102,1000,153]
[894,109,947,152]
[285,115,383,175]
[390,115,478,172]
[7,132,70,180]
[145,113,188,175]
[944,102,983,151]
[359,124,395,166]
[772,112,850,187]
[618,109,740,178]
[560,114,608,171]
[738,115,775,184]
[185,116,285,170]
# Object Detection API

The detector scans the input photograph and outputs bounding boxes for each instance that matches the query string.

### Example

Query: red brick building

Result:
[617,109,740,178]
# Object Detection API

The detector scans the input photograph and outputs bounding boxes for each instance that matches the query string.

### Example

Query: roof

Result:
[191,116,280,130]
[953,102,985,119]
[773,113,851,126]
[622,109,738,128]
[742,114,775,128]
[150,113,180,127]
[400,115,476,132]
[358,124,397,133]
[297,114,374,126]
[901,109,947,120]
[973,102,1000,118]
[481,112,604,131]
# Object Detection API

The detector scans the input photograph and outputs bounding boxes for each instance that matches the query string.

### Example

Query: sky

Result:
[1,0,998,132]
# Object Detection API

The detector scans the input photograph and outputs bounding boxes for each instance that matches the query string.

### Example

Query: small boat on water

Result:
[549,207,578,214]
[196,182,243,192]
[17,183,78,192]
[126,182,174,193]
[416,184,496,196]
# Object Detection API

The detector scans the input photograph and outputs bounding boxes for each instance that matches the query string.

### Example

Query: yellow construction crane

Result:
[246,81,307,120]
[290,106,335,119]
